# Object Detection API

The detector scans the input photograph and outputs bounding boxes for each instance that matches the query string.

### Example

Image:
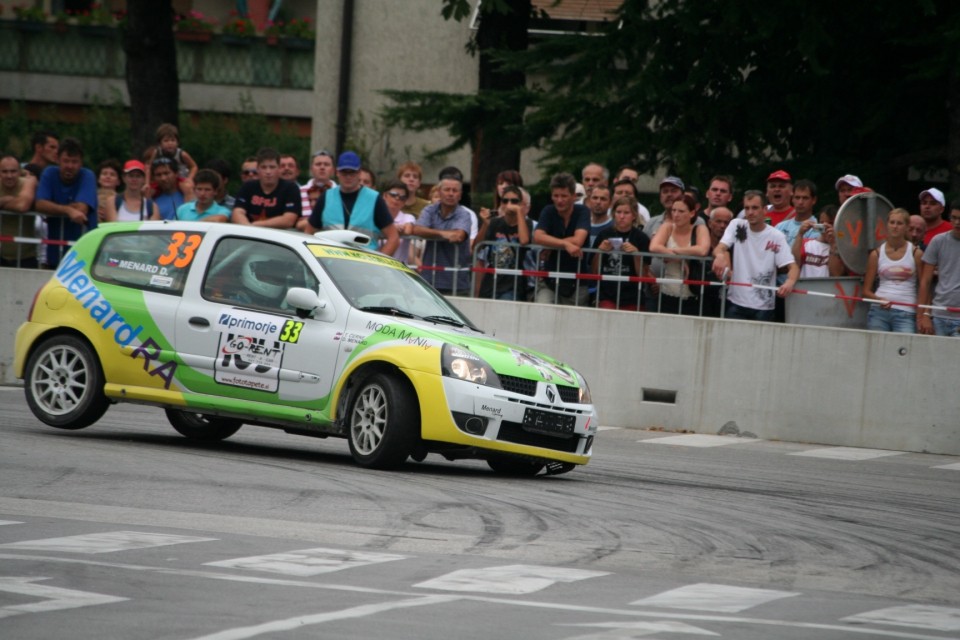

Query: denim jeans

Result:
[725,301,775,321]
[867,306,916,333]
[932,316,960,337]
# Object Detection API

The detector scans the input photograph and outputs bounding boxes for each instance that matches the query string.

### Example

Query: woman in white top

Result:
[862,208,923,333]
[108,160,160,223]
[650,193,711,315]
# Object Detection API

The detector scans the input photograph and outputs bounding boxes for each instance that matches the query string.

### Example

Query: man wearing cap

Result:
[33,136,98,269]
[835,174,863,204]
[305,151,398,255]
[231,147,301,229]
[644,176,686,239]
[764,169,794,227]
[918,187,952,246]
[918,201,960,336]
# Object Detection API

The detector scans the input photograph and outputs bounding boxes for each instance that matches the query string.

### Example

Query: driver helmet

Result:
[240,253,288,301]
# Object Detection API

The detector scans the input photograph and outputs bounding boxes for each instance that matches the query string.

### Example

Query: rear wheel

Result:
[487,456,546,477]
[347,373,417,469]
[24,335,109,430]
[165,409,242,442]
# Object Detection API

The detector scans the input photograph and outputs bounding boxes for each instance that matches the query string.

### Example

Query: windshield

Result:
[309,245,479,331]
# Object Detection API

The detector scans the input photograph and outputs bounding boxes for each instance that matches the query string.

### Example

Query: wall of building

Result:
[3,269,956,455]
[311,0,478,185]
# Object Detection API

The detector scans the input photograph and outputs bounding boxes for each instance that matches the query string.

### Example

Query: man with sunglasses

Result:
[304,151,398,255]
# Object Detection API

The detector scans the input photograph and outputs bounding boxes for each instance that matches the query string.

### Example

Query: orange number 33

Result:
[159,232,202,268]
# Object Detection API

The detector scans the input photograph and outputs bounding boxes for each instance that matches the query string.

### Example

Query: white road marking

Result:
[205,547,407,577]
[0,553,952,640]
[0,521,23,526]
[0,576,127,620]
[414,564,609,594]
[933,462,960,470]
[0,530,216,553]
[560,620,719,637]
[186,595,460,640]
[788,447,905,461]
[843,604,960,632]
[631,583,798,613]
[640,434,761,448]
[597,426,621,431]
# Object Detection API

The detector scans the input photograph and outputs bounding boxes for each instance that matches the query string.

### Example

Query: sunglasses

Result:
[312,149,333,159]
[502,197,521,204]
[242,169,258,176]
[386,191,406,199]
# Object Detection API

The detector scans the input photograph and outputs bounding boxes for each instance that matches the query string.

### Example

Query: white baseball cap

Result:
[835,174,863,189]
[919,188,945,207]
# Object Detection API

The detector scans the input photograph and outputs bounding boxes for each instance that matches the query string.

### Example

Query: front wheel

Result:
[24,335,109,430]
[347,373,417,469]
[165,409,242,442]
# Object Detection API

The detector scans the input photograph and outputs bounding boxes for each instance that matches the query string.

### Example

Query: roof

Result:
[532,0,621,23]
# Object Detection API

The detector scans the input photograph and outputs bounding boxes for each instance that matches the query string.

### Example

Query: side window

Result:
[202,237,318,314]
[92,230,203,294]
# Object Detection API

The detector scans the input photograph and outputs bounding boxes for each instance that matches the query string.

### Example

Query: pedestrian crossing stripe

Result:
[415,564,608,594]
[631,583,799,613]
[205,547,407,577]
[0,531,216,554]
[641,434,761,448]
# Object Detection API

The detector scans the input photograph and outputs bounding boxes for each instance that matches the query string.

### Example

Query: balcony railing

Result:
[0,21,314,90]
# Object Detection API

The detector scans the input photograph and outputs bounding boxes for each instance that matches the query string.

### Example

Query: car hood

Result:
[353,315,582,388]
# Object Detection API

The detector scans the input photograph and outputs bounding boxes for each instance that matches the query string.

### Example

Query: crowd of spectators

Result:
[1,125,958,337]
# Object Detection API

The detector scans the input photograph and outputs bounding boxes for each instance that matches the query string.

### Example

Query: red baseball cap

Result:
[766,169,791,182]
[123,160,146,173]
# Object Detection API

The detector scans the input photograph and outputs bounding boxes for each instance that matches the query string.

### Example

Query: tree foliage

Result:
[386,0,960,202]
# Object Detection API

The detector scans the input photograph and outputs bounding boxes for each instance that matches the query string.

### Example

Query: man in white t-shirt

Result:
[712,190,798,321]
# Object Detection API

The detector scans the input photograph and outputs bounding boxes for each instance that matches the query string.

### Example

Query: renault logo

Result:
[545,386,556,403]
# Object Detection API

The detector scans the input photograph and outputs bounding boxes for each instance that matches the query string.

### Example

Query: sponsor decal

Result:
[217,311,283,338]
[509,348,575,386]
[215,332,284,392]
[149,274,174,288]
[308,245,411,270]
[56,251,177,389]
[333,331,365,345]
[365,321,432,350]
[479,404,502,417]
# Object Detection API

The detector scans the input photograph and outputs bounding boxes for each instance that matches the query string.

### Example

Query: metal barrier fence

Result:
[470,239,722,316]
[5,218,955,325]
[0,209,74,269]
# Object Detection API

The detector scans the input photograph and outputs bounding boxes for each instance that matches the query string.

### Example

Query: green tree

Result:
[385,0,960,203]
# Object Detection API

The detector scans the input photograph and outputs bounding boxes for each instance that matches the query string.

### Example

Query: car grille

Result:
[499,374,537,396]
[497,421,581,453]
[556,385,580,404]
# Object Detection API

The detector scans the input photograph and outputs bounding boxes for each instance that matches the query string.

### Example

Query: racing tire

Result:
[487,456,546,477]
[24,334,109,430]
[165,409,243,442]
[347,373,417,470]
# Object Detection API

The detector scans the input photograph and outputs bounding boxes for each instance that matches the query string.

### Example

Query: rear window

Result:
[91,230,204,295]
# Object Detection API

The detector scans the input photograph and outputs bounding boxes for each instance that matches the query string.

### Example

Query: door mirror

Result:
[286,287,334,321]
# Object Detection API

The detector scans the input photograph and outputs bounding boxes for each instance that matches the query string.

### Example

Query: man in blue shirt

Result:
[34,137,97,268]
[533,172,591,305]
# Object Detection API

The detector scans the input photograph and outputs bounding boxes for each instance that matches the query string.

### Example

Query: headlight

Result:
[441,344,502,388]
[574,370,593,404]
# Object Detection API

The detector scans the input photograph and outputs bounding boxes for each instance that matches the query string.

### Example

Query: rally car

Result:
[14,223,598,475]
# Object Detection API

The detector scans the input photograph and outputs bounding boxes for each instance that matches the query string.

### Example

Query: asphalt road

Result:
[2,387,958,639]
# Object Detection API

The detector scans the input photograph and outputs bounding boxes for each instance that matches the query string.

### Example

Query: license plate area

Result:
[522,408,575,437]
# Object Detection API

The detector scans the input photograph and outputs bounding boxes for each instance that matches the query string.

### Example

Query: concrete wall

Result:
[3,269,957,454]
